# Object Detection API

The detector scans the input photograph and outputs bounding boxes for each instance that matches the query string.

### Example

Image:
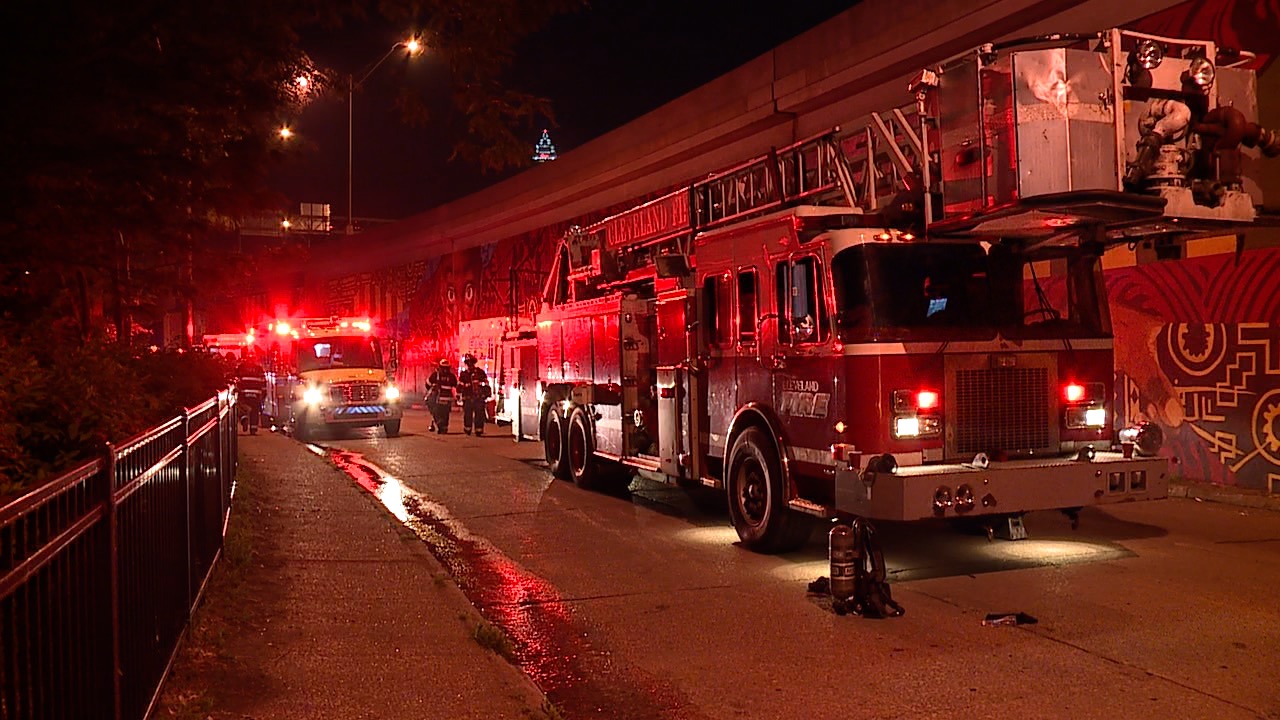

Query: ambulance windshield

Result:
[830,243,1109,342]
[297,336,383,372]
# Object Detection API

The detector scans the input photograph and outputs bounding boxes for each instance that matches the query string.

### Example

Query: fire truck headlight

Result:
[384,385,400,401]
[1065,406,1107,429]
[303,386,323,405]
[892,414,939,439]
[894,417,920,438]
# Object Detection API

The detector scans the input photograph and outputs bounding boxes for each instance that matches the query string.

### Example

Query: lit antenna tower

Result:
[532,129,558,162]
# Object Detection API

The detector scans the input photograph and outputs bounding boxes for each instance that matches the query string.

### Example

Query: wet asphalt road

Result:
[302,409,1280,720]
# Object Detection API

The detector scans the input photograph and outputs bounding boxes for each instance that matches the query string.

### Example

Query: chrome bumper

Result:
[834,451,1169,521]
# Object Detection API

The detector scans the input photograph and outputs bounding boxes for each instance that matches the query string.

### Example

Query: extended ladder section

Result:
[555,108,933,292]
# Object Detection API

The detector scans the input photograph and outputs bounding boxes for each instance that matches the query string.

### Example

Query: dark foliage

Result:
[0,0,580,495]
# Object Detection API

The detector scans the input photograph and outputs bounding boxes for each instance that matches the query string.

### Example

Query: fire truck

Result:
[199,333,251,360]
[510,29,1279,552]
[254,317,404,440]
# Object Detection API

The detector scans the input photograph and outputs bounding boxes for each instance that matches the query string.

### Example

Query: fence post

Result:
[104,443,122,720]
[180,409,193,611]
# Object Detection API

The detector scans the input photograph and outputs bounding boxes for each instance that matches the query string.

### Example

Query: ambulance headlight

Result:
[384,385,400,401]
[303,386,323,405]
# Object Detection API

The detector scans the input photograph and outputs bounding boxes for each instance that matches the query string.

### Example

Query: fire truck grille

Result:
[330,382,381,403]
[954,368,1051,454]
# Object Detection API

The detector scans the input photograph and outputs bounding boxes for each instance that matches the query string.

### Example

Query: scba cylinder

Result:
[829,524,858,601]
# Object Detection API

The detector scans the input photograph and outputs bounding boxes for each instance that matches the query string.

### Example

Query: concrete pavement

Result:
[157,429,553,719]
[156,412,1279,719]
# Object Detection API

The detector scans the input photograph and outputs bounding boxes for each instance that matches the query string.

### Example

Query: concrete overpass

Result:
[291,0,1208,282]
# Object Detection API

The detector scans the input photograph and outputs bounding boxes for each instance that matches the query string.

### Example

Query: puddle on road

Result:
[327,448,693,719]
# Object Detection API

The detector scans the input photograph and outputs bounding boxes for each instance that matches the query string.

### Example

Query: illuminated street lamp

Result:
[347,36,423,234]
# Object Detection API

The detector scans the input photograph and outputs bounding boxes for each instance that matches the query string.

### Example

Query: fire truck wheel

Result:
[544,407,571,479]
[384,420,401,438]
[727,427,808,553]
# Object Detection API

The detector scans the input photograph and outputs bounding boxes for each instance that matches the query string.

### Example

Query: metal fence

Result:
[0,390,239,720]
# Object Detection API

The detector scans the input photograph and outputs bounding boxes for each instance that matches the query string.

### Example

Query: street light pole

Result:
[347,72,354,234]
[345,37,422,235]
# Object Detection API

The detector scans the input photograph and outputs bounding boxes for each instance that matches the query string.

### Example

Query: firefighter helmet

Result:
[439,358,451,367]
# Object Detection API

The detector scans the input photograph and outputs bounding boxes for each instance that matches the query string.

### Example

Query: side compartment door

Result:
[655,289,692,478]
[699,270,735,466]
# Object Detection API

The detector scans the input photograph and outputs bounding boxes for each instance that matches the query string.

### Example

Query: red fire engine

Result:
[506,29,1278,552]
[253,317,404,440]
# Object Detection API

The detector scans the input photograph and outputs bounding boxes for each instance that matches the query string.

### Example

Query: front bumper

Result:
[296,402,402,427]
[834,451,1169,521]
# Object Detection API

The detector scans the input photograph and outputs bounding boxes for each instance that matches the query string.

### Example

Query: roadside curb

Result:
[1169,480,1280,513]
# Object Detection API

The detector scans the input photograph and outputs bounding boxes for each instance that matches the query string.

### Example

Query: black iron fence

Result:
[1,390,239,720]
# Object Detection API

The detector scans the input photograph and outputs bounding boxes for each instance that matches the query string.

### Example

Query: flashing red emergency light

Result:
[916,390,940,410]
[275,320,293,336]
[1064,383,1085,403]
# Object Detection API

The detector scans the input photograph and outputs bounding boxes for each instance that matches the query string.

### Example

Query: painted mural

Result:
[1107,248,1280,490]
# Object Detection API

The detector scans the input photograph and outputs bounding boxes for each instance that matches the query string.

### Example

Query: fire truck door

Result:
[732,265,776,431]
[772,255,836,465]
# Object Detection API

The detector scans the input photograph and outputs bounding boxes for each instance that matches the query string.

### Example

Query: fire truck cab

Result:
[515,28,1278,552]
[256,317,404,440]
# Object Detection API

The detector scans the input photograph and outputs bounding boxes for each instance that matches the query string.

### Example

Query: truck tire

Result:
[567,408,595,487]
[544,407,570,479]
[726,427,809,553]
[384,419,401,438]
[568,408,630,492]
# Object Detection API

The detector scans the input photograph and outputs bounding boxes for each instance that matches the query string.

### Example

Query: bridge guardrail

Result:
[0,389,239,720]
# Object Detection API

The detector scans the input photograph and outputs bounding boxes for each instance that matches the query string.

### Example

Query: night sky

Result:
[271,0,862,222]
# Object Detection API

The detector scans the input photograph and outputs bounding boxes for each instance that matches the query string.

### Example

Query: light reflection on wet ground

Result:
[327,448,693,719]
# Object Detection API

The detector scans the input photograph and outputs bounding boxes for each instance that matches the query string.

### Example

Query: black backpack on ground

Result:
[851,517,904,619]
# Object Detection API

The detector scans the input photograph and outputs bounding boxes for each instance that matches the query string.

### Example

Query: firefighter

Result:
[458,354,491,436]
[235,357,267,434]
[425,358,458,434]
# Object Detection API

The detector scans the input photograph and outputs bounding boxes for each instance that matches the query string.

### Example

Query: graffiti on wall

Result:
[1107,248,1280,490]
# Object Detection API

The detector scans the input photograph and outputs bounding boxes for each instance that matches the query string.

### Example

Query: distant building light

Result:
[532,129,558,162]
[281,219,292,230]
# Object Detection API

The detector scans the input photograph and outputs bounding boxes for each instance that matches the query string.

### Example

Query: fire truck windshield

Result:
[296,336,383,372]
[831,243,1109,342]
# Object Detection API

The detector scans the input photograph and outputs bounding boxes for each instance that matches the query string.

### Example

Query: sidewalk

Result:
[1169,477,1280,513]
[156,431,552,719]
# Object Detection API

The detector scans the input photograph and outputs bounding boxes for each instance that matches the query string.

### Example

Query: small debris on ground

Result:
[982,612,1038,627]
